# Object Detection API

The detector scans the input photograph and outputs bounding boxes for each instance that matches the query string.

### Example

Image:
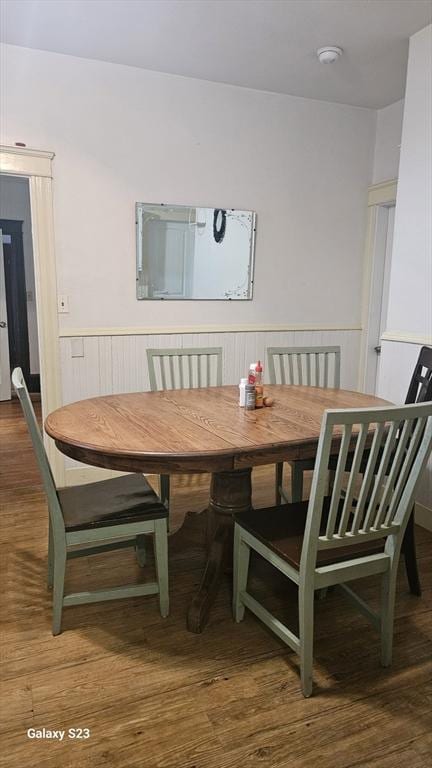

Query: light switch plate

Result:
[58,294,69,313]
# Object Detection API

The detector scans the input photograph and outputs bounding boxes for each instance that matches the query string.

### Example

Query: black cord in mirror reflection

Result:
[213,209,227,243]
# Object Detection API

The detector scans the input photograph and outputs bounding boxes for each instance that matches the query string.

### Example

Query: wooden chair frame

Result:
[12,368,169,635]
[405,345,432,405]
[146,347,223,508]
[329,345,431,596]
[267,346,341,505]
[147,347,223,392]
[233,401,432,697]
[401,345,432,593]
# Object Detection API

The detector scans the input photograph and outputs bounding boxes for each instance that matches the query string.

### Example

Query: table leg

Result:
[187,467,252,633]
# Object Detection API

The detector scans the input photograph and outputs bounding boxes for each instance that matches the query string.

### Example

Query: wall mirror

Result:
[136,202,256,300]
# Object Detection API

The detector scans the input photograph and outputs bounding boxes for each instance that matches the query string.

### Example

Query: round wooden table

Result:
[45,384,389,632]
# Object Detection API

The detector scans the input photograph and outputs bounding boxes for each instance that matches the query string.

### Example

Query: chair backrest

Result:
[147,347,223,391]
[267,346,341,388]
[301,401,432,572]
[405,346,432,404]
[11,368,64,531]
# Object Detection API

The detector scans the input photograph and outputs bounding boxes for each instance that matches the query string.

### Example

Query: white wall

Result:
[0,175,40,373]
[385,27,432,341]
[372,99,404,184]
[0,43,376,332]
[377,25,432,512]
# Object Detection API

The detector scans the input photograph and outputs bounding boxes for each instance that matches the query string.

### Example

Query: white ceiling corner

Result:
[1,0,431,108]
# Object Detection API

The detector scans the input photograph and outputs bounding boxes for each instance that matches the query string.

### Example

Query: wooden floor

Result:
[1,399,431,768]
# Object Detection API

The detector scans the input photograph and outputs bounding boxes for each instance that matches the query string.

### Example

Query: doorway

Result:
[359,179,397,395]
[0,145,63,484]
[364,203,395,393]
[0,176,40,399]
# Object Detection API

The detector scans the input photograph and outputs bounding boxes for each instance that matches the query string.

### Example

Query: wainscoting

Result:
[59,327,362,485]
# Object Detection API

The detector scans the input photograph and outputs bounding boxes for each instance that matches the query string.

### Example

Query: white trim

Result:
[381,331,432,346]
[0,145,64,484]
[358,179,398,392]
[367,179,398,207]
[0,145,54,177]
[415,502,432,532]
[58,323,362,338]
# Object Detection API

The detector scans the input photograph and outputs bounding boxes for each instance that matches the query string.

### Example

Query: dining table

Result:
[45,384,390,633]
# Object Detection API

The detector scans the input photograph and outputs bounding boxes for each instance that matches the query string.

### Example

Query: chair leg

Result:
[275,463,283,505]
[135,534,147,567]
[160,474,170,508]
[154,519,169,618]
[402,510,421,596]
[47,517,54,589]
[291,463,304,503]
[52,546,66,636]
[380,566,397,668]
[299,583,314,697]
[233,525,250,622]
[160,474,171,532]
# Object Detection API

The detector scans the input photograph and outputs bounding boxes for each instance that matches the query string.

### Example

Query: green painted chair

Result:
[146,347,223,509]
[327,345,432,596]
[12,367,169,635]
[267,346,341,504]
[233,400,432,697]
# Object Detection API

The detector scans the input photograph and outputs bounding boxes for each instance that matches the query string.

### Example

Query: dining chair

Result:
[405,345,432,404]
[267,346,341,504]
[402,346,432,594]
[233,400,432,697]
[328,345,432,596]
[146,347,223,510]
[12,367,169,635]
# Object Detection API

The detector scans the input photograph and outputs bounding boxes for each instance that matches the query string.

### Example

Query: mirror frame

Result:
[136,202,256,301]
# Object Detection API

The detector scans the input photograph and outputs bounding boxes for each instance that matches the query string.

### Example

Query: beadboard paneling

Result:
[60,329,361,402]
[59,329,361,476]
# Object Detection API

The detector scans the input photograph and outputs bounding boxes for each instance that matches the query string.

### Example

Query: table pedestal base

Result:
[187,467,252,633]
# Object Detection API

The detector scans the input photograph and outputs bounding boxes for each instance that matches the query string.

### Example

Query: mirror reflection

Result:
[136,203,256,300]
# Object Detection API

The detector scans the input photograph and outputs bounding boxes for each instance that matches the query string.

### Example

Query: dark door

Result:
[0,219,40,392]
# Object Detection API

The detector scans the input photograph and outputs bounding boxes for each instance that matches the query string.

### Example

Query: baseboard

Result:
[63,466,126,486]
[65,467,159,488]
[415,502,432,532]
[63,465,160,489]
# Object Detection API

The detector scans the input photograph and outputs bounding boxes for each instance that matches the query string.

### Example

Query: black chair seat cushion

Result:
[59,474,168,532]
[235,498,382,571]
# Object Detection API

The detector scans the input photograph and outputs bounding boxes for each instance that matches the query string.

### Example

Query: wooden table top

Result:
[45,385,391,475]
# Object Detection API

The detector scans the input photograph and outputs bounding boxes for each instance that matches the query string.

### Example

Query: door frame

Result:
[0,145,64,485]
[358,179,398,393]
[0,218,39,391]
[0,228,11,400]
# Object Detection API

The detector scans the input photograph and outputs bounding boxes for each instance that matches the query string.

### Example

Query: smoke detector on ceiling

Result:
[317,46,343,64]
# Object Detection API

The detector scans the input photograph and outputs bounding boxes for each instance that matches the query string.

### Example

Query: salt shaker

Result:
[239,378,247,406]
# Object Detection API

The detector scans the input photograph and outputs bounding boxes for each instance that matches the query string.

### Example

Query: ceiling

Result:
[1,0,431,109]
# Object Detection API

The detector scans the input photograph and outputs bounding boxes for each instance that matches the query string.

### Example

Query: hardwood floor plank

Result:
[1,399,431,767]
